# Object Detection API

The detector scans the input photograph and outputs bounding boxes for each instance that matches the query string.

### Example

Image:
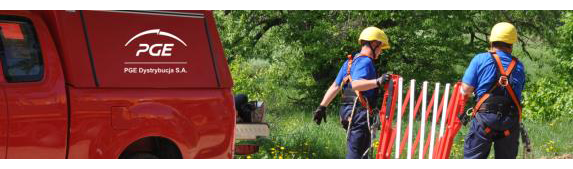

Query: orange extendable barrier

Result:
[375,77,466,159]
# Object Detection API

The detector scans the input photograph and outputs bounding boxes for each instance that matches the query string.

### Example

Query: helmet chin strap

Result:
[367,41,380,59]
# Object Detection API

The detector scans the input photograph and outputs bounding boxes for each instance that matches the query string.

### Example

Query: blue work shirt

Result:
[462,50,526,101]
[334,56,378,100]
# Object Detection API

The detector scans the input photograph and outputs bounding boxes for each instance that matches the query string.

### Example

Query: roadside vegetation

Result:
[217,11,573,159]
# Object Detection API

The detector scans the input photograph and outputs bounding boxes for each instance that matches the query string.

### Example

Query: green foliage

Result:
[216,11,562,108]
[522,11,573,122]
[555,11,573,78]
[523,78,573,122]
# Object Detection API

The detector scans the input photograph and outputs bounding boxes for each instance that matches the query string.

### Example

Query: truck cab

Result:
[0,10,239,159]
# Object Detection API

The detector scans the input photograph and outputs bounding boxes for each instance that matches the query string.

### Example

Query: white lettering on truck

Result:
[123,29,190,74]
[136,43,174,57]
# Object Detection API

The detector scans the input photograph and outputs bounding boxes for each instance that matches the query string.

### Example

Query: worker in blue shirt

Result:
[312,27,391,159]
[459,22,526,159]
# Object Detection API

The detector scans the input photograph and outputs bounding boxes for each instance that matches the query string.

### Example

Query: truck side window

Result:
[0,19,43,82]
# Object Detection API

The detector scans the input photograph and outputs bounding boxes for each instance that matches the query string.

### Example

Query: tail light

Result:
[234,144,260,155]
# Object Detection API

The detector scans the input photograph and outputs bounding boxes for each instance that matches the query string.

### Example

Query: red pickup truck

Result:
[0,10,268,159]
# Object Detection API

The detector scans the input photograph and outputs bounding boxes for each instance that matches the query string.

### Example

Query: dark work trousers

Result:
[340,103,371,159]
[463,112,520,159]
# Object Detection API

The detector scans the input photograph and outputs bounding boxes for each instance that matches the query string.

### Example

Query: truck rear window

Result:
[0,20,43,82]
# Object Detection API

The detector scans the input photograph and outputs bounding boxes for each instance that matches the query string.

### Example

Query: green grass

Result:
[236,108,573,159]
[521,120,573,158]
[449,120,573,159]
[236,106,348,159]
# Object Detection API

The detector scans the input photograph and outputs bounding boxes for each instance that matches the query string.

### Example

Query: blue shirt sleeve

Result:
[350,58,374,81]
[334,60,349,86]
[462,55,480,88]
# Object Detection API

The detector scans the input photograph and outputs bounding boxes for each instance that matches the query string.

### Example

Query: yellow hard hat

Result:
[489,22,518,44]
[359,27,390,50]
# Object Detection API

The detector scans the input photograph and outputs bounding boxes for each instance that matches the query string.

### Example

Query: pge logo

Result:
[124,29,187,57]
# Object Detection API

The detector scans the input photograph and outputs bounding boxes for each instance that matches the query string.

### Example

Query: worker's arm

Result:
[351,79,378,91]
[351,74,389,91]
[460,82,475,99]
[313,82,340,125]
[319,82,341,106]
[460,54,479,100]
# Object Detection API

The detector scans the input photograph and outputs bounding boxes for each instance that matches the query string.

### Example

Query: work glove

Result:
[376,74,390,87]
[313,105,327,125]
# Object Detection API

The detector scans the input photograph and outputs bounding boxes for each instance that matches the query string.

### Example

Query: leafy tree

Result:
[214,10,564,116]
[522,11,573,122]
[555,11,573,78]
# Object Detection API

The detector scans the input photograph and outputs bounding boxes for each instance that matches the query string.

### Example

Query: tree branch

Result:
[469,27,475,45]
[253,18,286,45]
[468,26,488,45]
[470,20,490,43]
[518,37,534,61]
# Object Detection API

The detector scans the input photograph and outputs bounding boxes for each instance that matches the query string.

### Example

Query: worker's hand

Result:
[376,74,390,87]
[313,106,327,125]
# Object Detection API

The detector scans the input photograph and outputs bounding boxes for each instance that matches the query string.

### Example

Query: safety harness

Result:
[471,51,522,137]
[339,54,374,115]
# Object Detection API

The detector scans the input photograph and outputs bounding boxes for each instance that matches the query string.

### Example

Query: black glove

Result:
[376,74,390,87]
[313,106,327,125]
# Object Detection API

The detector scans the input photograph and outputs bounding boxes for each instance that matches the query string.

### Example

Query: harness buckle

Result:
[458,111,470,126]
[498,76,509,87]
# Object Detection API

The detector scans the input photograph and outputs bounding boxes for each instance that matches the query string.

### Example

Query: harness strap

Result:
[472,93,491,117]
[340,54,373,115]
[471,51,522,122]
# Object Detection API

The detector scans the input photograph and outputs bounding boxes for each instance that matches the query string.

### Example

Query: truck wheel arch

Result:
[110,102,198,159]
[118,136,182,159]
